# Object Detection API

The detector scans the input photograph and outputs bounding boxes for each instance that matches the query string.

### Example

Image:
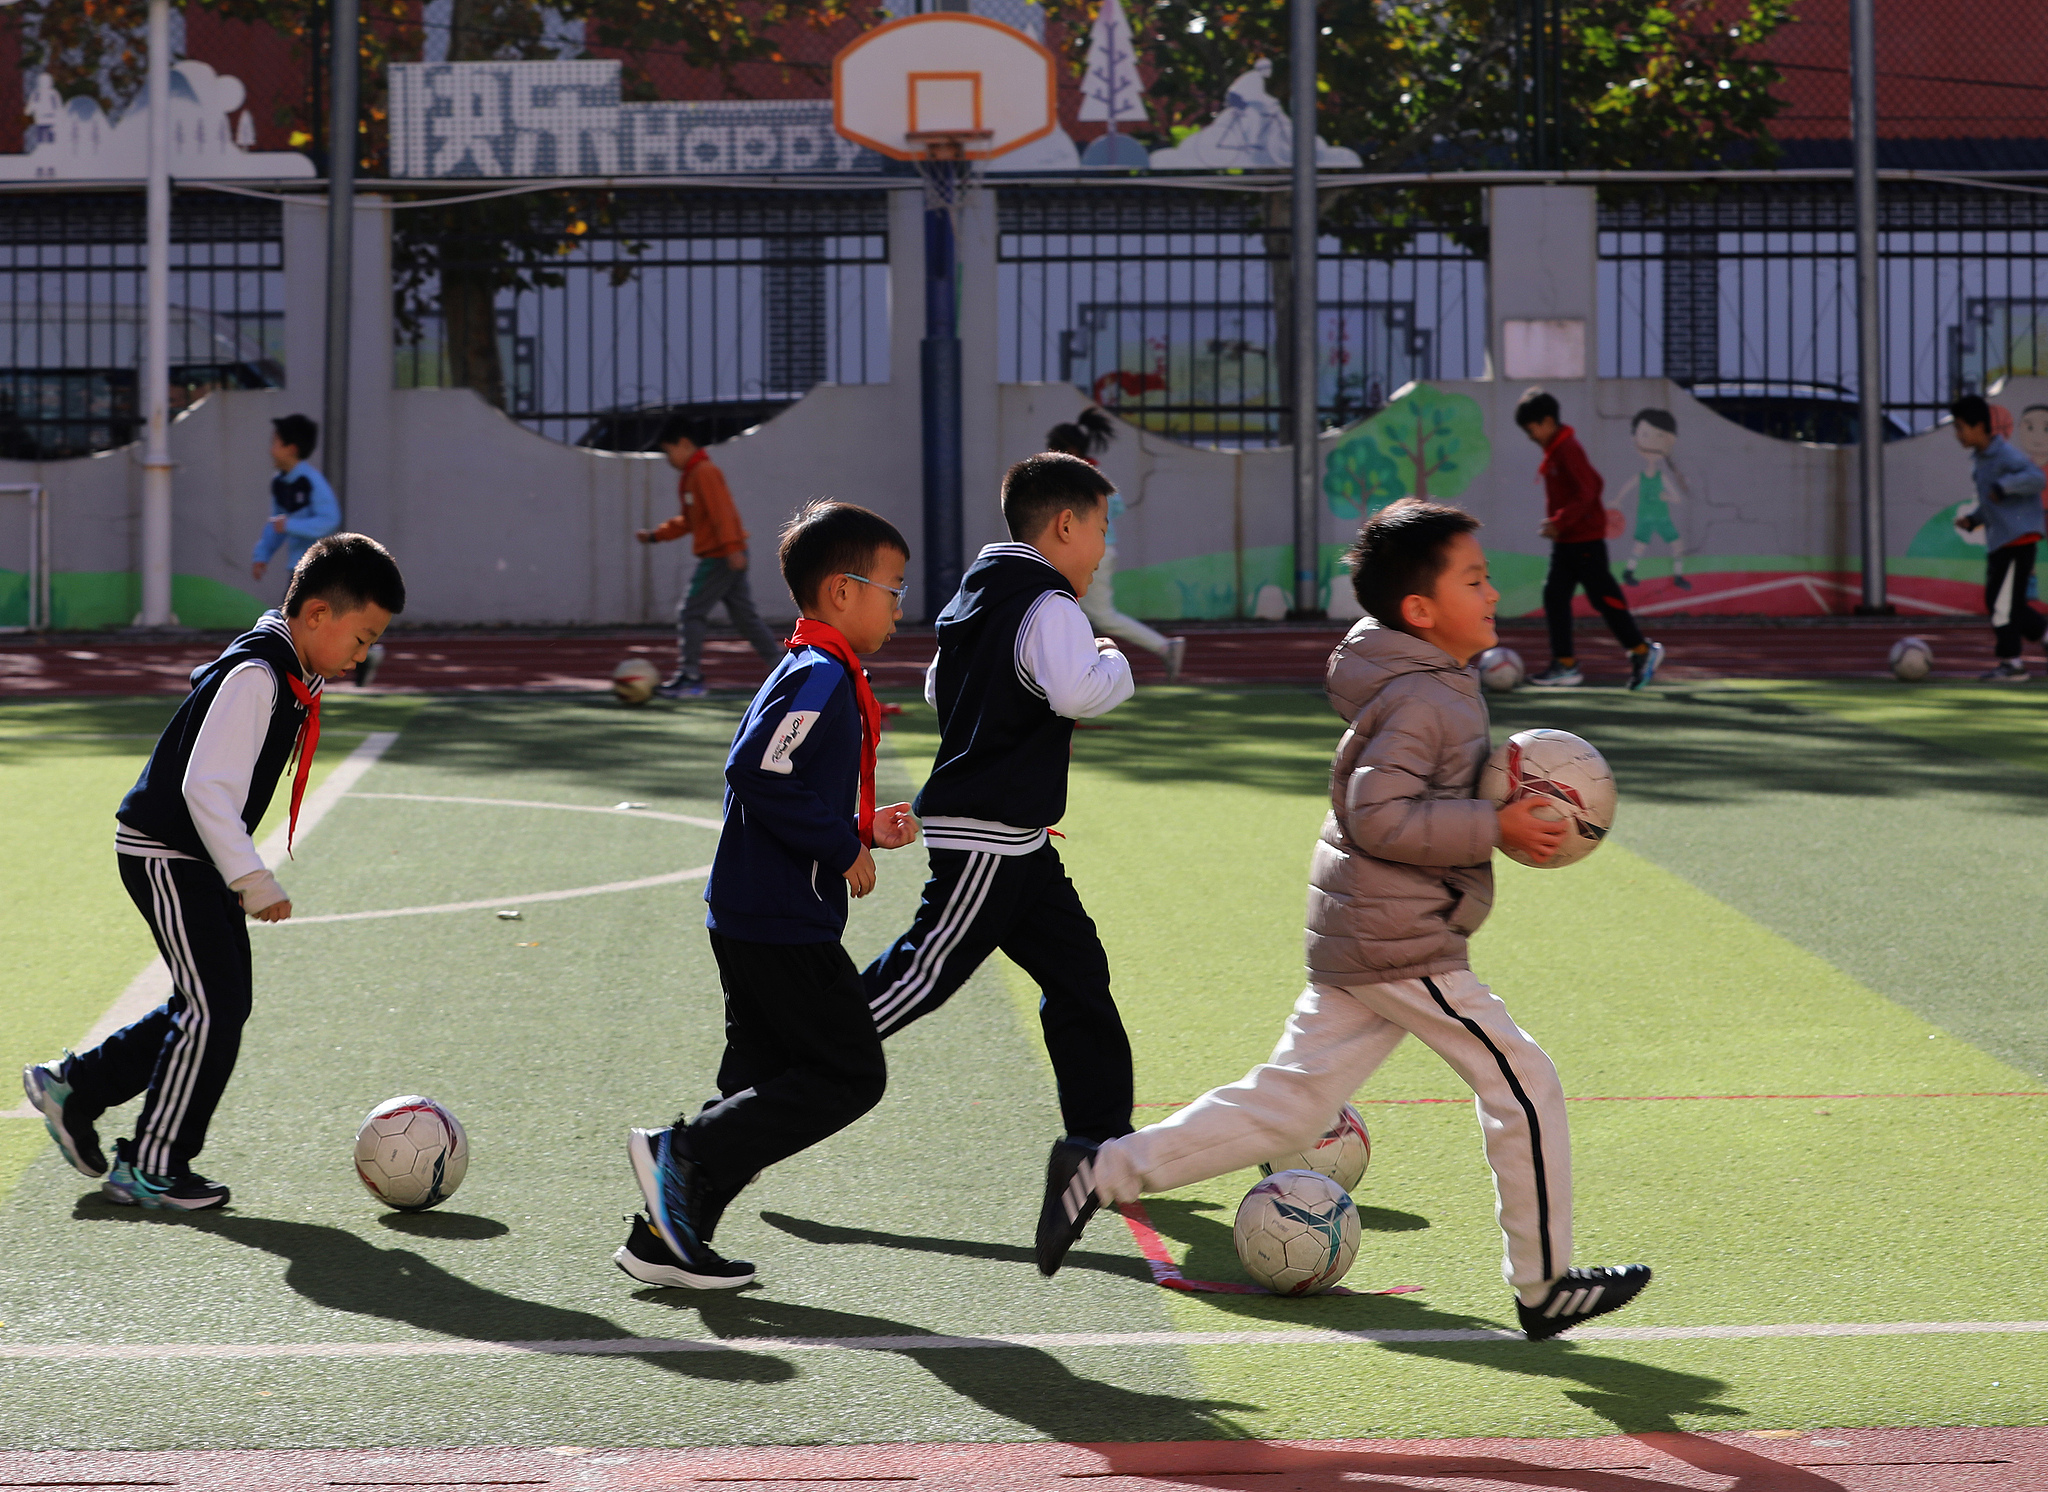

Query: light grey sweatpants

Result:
[1091,968,1572,1290]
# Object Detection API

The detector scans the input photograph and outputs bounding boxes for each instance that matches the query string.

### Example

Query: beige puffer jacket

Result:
[1305,617,1499,984]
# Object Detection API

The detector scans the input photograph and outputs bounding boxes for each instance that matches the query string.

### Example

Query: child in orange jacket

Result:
[635,416,784,698]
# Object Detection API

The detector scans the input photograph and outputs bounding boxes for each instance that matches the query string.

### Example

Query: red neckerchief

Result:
[283,672,321,857]
[785,619,880,846]
[1537,425,1576,478]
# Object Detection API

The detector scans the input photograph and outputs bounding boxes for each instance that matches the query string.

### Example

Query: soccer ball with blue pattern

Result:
[1233,1169,1360,1296]
[354,1095,469,1212]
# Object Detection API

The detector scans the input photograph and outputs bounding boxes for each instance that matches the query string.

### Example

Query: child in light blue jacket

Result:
[1952,394,2048,679]
[251,414,340,584]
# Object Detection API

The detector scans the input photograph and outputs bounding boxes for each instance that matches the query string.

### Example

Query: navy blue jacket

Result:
[704,644,866,944]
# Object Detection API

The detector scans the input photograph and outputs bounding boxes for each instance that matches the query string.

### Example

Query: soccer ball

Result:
[1233,1169,1360,1296]
[1478,728,1616,869]
[1889,636,1934,682]
[354,1095,469,1212]
[1259,1103,1371,1192]
[1477,646,1526,693]
[612,657,661,706]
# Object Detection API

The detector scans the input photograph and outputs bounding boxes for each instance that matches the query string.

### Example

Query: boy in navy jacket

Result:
[863,455,1138,1194]
[621,501,917,1289]
[22,534,403,1211]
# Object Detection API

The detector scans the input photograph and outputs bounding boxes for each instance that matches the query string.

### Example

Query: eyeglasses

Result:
[842,573,910,602]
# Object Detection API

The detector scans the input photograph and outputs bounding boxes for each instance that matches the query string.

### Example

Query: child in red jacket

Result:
[1514,390,1663,690]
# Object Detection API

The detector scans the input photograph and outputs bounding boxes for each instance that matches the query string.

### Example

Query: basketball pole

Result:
[137,0,175,627]
[1288,0,1323,619]
[921,167,965,621]
[1849,0,1890,614]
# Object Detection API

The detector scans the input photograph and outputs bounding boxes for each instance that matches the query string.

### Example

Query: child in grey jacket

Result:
[1035,500,1653,1341]
[1951,394,2048,679]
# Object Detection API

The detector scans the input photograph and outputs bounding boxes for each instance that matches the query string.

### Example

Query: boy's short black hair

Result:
[272,414,317,461]
[1001,453,1112,541]
[1950,394,1992,430]
[655,412,715,450]
[284,533,406,619]
[779,501,911,613]
[1346,500,1481,633]
[1632,407,1677,435]
[1514,389,1560,429]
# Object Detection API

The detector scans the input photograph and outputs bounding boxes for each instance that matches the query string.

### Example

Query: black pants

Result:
[683,932,887,1238]
[66,856,253,1177]
[862,843,1134,1143]
[1986,542,2048,659]
[1544,540,1645,662]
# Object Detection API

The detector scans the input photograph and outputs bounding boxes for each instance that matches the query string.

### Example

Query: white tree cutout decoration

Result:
[1079,0,1148,167]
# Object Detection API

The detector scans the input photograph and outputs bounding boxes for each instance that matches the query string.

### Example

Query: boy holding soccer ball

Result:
[22,535,404,1211]
[1037,501,1653,1340]
[619,502,919,1289]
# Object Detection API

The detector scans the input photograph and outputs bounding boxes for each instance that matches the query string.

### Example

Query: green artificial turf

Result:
[1,684,2044,1449]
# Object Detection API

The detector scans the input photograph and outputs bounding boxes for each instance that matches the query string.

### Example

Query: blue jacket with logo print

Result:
[704,644,865,943]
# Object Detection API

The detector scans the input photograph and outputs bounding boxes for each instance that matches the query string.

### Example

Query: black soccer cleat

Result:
[612,1212,756,1290]
[1035,1137,1101,1277]
[22,1057,107,1178]
[1518,1264,1653,1340]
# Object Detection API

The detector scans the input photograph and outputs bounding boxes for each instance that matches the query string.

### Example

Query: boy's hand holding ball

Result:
[1498,796,1567,865]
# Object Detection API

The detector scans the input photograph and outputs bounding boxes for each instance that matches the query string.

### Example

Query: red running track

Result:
[0,618,2006,698]
[4,1428,2042,1489]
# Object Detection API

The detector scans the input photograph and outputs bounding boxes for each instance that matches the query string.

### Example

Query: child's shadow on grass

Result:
[644,1289,1259,1444]
[758,1209,1154,1284]
[71,1200,790,1386]
[1138,1197,1742,1439]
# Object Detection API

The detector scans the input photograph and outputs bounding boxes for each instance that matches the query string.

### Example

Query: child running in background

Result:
[635,415,784,700]
[620,502,919,1289]
[1949,393,2048,680]
[23,535,404,1211]
[1045,408,1187,683]
[1036,500,1652,1341]
[864,454,1138,1152]
[250,415,340,587]
[1513,390,1663,690]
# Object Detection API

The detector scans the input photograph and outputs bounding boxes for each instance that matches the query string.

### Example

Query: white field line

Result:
[274,864,713,925]
[3,1320,2047,1363]
[3,732,400,1121]
[350,792,722,832]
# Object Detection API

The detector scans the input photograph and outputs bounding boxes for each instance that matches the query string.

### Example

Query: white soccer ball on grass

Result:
[1889,636,1933,682]
[1233,1169,1360,1296]
[355,1095,469,1212]
[1476,646,1526,693]
[612,657,661,706]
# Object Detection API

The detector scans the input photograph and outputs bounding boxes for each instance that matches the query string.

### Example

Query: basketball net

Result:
[910,132,990,227]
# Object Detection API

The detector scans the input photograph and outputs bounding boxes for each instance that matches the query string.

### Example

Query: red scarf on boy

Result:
[785,619,880,846]
[284,673,321,856]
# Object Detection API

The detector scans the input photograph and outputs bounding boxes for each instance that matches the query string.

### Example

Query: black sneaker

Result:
[102,1156,230,1211]
[1518,1264,1653,1340]
[1035,1137,1101,1277]
[654,673,707,700]
[22,1056,107,1177]
[1528,662,1584,688]
[613,1212,756,1290]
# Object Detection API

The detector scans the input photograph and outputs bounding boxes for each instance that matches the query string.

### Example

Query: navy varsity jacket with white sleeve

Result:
[704,643,866,944]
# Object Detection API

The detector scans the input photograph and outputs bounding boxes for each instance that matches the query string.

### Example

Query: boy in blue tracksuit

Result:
[620,501,918,1290]
[250,415,341,586]
[1951,394,2048,679]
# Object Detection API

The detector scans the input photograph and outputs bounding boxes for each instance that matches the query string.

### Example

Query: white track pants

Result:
[1093,970,1572,1290]
[1078,547,1171,657]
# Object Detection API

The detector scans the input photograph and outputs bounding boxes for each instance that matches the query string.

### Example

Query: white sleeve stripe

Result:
[1013,590,1058,700]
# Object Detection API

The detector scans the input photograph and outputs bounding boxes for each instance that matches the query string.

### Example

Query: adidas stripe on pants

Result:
[862,843,1134,1144]
[1090,969,1572,1290]
[65,856,254,1177]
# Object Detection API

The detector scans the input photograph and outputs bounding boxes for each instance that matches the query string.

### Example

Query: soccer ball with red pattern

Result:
[1259,1103,1371,1192]
[354,1095,468,1211]
[1233,1169,1361,1296]
[1478,728,1616,869]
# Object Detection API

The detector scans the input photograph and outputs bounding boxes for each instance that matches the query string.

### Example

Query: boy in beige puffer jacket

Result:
[1035,500,1652,1340]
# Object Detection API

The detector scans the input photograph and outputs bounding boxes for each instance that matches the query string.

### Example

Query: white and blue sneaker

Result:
[1629,640,1666,691]
[102,1155,230,1211]
[625,1128,754,1288]
[22,1056,107,1177]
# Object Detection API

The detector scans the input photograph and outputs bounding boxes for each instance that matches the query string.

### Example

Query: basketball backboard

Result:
[833,14,1056,162]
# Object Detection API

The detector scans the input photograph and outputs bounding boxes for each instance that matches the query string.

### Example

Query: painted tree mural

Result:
[1323,383,1491,519]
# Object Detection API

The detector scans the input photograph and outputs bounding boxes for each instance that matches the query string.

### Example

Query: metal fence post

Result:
[1850,0,1889,613]
[325,0,360,511]
[1289,0,1323,618]
[138,0,175,627]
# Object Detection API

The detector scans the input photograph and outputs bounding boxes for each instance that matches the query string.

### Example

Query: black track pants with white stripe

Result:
[66,855,253,1177]
[862,844,1134,1143]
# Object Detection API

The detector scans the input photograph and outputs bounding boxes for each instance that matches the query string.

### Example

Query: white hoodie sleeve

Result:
[925,653,940,709]
[1018,592,1134,720]
[183,661,278,889]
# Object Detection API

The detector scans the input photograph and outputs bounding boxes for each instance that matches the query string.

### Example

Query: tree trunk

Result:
[440,0,507,408]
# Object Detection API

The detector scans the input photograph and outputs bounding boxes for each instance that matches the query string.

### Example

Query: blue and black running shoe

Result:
[102,1155,229,1211]
[22,1056,106,1178]
[625,1128,754,1288]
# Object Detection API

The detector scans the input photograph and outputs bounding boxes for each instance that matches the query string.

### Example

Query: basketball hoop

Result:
[909,129,994,218]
